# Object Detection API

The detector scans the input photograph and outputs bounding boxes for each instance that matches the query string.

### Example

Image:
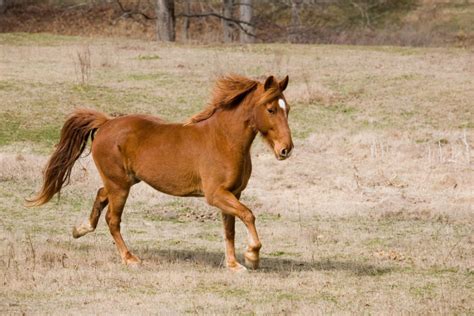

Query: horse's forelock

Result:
[256,85,282,107]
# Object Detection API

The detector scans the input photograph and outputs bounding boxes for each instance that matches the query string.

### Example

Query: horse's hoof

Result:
[227,262,248,273]
[244,252,260,270]
[72,226,81,239]
[72,222,93,239]
[127,261,141,269]
[123,253,142,267]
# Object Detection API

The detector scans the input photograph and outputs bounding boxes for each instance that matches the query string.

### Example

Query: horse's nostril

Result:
[280,148,288,157]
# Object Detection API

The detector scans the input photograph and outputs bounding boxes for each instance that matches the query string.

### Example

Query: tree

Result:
[182,0,191,41]
[0,0,11,14]
[222,0,233,43]
[155,0,175,42]
[289,0,303,43]
[117,0,257,43]
[239,0,254,43]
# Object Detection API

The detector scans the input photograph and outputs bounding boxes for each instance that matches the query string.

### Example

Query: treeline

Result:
[114,0,417,43]
[0,0,418,42]
[1,0,472,46]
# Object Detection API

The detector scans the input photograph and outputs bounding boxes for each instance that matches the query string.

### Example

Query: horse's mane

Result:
[184,74,281,125]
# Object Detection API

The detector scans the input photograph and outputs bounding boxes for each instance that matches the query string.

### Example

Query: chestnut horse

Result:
[29,74,293,272]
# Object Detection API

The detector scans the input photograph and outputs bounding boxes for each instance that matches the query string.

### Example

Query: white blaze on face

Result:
[278,98,286,116]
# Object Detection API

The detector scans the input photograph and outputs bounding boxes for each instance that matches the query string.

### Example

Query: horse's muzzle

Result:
[276,146,293,160]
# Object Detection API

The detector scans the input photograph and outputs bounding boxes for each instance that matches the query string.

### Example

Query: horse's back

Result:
[92,114,167,158]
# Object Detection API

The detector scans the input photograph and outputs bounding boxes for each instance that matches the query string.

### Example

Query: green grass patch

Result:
[0,80,18,91]
[458,121,474,129]
[258,212,281,221]
[268,250,301,258]
[276,291,303,301]
[127,72,171,82]
[409,283,436,298]
[0,32,79,46]
[0,114,60,148]
[137,54,161,60]
[427,266,459,275]
[195,231,220,242]
[364,238,387,247]
[289,102,360,138]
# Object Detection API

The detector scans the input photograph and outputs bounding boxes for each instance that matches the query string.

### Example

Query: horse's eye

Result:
[267,108,275,114]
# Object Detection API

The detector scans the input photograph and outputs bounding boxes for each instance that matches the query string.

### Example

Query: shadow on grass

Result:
[140,248,394,276]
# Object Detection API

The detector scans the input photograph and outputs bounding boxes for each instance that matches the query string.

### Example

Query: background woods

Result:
[0,0,473,46]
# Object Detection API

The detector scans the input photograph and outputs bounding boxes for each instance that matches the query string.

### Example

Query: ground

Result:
[0,33,473,314]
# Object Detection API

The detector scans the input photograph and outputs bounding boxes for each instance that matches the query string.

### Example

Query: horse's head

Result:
[254,75,294,160]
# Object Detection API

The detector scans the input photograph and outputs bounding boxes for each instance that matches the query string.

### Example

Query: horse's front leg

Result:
[207,188,261,270]
[222,213,247,272]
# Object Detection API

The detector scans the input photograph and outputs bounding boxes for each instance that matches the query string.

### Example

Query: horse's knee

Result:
[105,211,112,224]
[105,212,120,228]
[97,187,108,203]
[241,210,255,225]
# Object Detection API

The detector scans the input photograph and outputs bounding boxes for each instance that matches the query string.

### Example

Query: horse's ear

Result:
[279,75,289,92]
[264,76,276,91]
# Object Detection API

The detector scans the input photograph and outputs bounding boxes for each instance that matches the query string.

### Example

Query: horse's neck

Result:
[209,107,257,154]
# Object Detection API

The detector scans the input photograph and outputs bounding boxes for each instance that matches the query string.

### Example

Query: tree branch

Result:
[176,12,252,26]
[349,0,374,30]
[176,12,257,37]
[115,0,156,20]
[114,0,257,38]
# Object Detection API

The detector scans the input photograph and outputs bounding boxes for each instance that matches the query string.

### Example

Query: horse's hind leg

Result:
[72,187,109,239]
[105,183,141,266]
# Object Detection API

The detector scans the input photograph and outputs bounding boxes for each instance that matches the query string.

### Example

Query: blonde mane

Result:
[185,75,281,125]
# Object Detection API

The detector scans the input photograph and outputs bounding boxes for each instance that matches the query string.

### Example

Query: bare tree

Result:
[182,0,191,41]
[222,0,233,43]
[0,0,10,13]
[116,0,256,43]
[239,0,254,43]
[155,0,175,42]
[177,3,256,43]
[289,0,303,43]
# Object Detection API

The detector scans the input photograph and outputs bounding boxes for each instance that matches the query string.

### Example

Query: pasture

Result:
[0,33,473,314]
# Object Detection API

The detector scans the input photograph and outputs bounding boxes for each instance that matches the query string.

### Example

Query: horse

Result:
[28,74,293,272]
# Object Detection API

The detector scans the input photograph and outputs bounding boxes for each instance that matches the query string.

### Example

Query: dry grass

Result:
[0,33,473,314]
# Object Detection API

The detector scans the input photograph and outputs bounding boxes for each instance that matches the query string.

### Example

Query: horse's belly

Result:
[147,180,204,197]
[137,167,203,197]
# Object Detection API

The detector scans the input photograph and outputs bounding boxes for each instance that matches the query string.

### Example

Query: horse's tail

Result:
[27,108,110,207]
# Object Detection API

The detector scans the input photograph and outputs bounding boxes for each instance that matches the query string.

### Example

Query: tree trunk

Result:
[289,0,303,43]
[0,0,7,14]
[222,0,233,43]
[182,0,190,41]
[239,0,254,43]
[155,0,175,42]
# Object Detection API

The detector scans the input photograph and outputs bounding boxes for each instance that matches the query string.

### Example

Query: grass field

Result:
[0,33,473,314]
